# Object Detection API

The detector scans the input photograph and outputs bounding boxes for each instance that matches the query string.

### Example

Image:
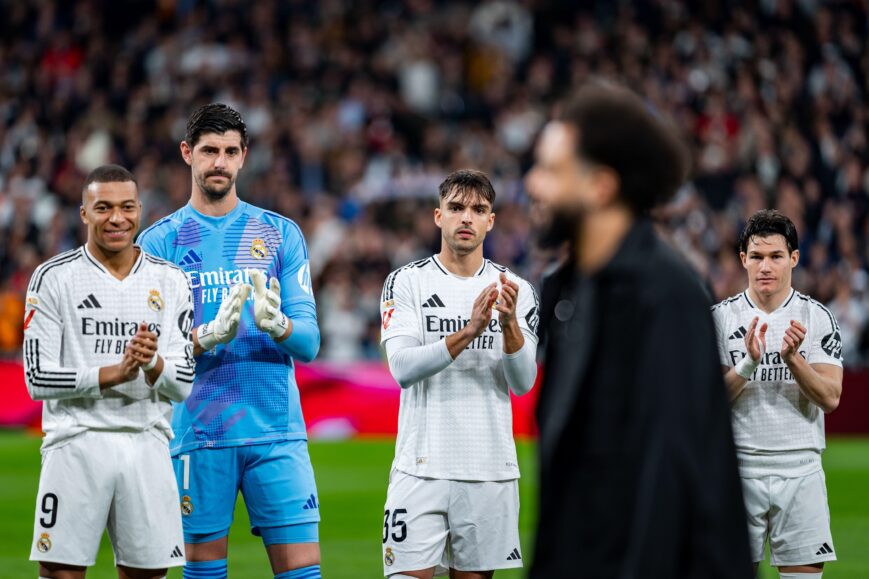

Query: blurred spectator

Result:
[0,0,867,365]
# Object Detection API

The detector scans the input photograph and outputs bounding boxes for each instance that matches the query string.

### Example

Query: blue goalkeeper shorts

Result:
[172,440,320,544]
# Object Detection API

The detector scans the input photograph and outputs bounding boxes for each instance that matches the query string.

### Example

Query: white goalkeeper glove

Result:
[197,283,251,351]
[248,269,290,340]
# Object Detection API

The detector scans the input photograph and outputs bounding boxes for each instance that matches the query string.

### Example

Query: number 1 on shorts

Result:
[180,454,190,490]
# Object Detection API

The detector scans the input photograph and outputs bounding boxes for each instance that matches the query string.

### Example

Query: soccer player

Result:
[138,104,321,579]
[379,169,539,579]
[713,209,843,578]
[24,164,194,579]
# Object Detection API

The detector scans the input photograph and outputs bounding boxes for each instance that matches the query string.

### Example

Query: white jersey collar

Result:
[83,244,145,279]
[743,288,796,314]
[432,255,488,278]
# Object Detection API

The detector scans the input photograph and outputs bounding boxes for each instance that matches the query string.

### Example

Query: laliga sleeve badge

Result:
[384,547,395,566]
[148,289,165,312]
[37,533,52,553]
[23,309,36,331]
[381,300,395,329]
[381,308,395,330]
[181,495,194,516]
[250,238,268,260]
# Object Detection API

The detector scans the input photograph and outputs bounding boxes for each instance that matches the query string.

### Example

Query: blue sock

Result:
[183,559,228,579]
[275,565,321,579]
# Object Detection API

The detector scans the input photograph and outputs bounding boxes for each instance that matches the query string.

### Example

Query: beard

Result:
[532,203,583,250]
[444,230,482,256]
[196,171,235,200]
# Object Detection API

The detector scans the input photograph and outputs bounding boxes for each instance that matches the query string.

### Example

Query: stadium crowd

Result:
[0,0,867,363]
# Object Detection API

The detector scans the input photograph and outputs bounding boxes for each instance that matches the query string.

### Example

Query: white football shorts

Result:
[741,469,835,566]
[382,469,522,577]
[30,430,185,569]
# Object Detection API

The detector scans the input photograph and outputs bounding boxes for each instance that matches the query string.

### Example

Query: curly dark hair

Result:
[560,81,690,215]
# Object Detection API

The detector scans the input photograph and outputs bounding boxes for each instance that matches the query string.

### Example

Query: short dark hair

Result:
[560,81,689,215]
[83,164,137,192]
[185,103,248,149]
[438,169,496,207]
[739,209,799,254]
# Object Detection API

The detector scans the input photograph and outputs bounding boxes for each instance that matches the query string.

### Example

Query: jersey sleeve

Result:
[710,305,731,367]
[137,226,167,260]
[274,223,319,362]
[22,269,102,400]
[515,277,540,346]
[807,303,844,367]
[380,268,421,343]
[148,268,195,401]
[384,335,453,388]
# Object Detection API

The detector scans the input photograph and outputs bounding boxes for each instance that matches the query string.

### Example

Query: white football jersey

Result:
[23,245,195,450]
[712,289,843,459]
[380,255,540,481]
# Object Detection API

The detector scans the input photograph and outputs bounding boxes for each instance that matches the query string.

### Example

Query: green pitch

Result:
[1,433,867,578]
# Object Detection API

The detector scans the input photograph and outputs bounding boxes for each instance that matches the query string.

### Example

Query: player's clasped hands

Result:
[745,316,768,362]
[119,344,142,382]
[494,272,520,324]
[197,270,290,351]
[119,322,159,381]
[248,269,290,339]
[465,282,499,338]
[781,320,807,361]
[127,322,158,365]
[198,282,251,350]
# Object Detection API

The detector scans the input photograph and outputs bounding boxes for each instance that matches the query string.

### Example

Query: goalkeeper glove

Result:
[248,269,290,340]
[197,283,251,351]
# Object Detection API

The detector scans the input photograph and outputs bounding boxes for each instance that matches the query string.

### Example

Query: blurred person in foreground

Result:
[24,164,194,578]
[713,210,842,578]
[525,82,753,578]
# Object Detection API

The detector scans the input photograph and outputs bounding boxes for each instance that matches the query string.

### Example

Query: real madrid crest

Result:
[384,547,395,566]
[181,495,194,516]
[148,289,164,312]
[37,533,52,553]
[250,238,268,260]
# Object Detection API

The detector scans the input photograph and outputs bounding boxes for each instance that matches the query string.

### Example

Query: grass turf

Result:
[0,432,865,578]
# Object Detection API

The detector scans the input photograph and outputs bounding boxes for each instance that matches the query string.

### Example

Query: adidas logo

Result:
[180,250,202,267]
[815,542,833,556]
[729,326,747,340]
[302,494,319,510]
[422,294,445,308]
[76,294,102,309]
[506,548,521,561]
[169,545,183,559]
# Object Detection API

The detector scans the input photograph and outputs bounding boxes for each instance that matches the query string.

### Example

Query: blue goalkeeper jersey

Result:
[138,200,319,455]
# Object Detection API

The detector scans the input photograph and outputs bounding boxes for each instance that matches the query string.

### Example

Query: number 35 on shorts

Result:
[383,508,408,543]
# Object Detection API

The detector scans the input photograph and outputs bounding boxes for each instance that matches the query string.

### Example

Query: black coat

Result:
[531,220,753,579]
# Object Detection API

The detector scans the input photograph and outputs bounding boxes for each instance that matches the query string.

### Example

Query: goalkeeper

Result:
[138,103,322,579]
